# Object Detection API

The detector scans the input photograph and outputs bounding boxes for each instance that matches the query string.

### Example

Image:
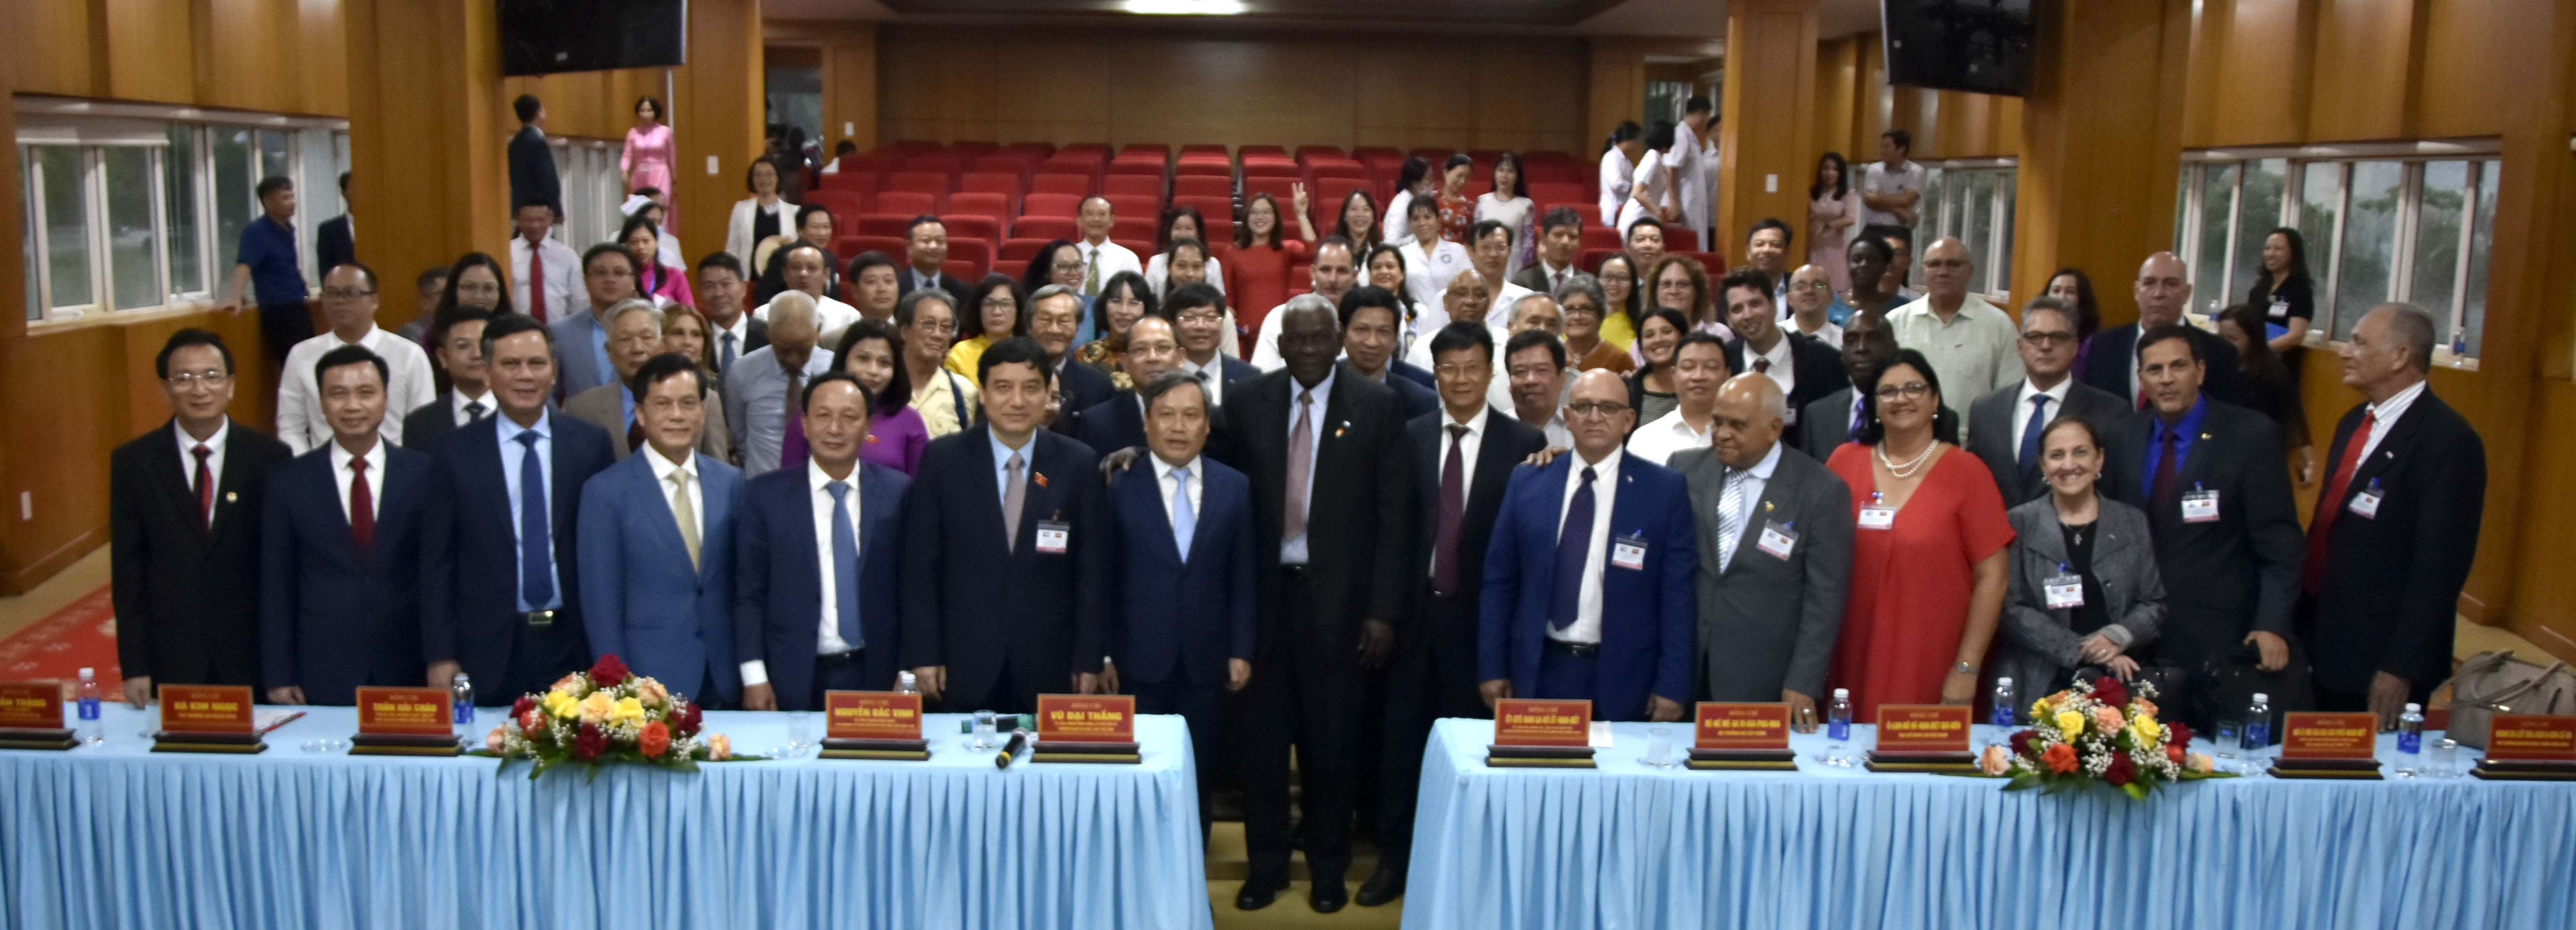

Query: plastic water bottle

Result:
[2395,703,2425,775]
[76,667,102,744]
[1991,677,2018,729]
[450,673,475,727]
[1821,688,1854,765]
[897,671,921,696]
[2242,693,2271,751]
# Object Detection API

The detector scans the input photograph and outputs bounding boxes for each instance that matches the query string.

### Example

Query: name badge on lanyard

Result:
[2347,477,2384,519]
[2269,297,2292,321]
[1858,491,1896,531]
[2044,563,2085,609]
[1757,520,1798,559]
[1610,532,1649,570]
[1035,516,1071,554]
[2181,485,2221,524]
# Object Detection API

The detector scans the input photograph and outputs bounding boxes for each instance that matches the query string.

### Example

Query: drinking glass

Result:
[1643,727,1675,768]
[973,710,999,750]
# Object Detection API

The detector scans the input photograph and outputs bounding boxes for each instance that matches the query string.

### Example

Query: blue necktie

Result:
[2017,394,2051,488]
[826,479,863,650]
[720,331,738,372]
[513,432,554,608]
[1170,465,1195,562]
[1548,466,1597,631]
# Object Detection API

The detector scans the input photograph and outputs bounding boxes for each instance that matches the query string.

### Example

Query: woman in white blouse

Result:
[1381,155,1437,247]
[1475,153,1538,280]
[1143,204,1225,299]
[1616,121,1679,236]
[1598,121,1643,227]
[724,157,796,267]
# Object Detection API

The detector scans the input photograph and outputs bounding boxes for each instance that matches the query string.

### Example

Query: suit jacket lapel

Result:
[2350,396,2429,488]
[1468,410,1523,514]
[2021,510,2070,567]
[1723,462,1786,575]
[962,426,1012,551]
[632,459,697,582]
[148,425,211,545]
[696,461,729,586]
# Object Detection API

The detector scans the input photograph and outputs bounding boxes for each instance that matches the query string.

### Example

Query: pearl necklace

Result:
[1876,439,1938,480]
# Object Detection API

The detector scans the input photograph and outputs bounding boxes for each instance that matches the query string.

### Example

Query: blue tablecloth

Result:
[1405,719,2576,930]
[1,707,1211,930]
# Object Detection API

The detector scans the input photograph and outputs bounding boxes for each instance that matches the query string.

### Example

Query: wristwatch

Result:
[1953,661,1976,675]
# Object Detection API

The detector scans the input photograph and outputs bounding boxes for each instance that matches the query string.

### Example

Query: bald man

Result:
[2080,252,2244,408]
[723,291,837,476]
[1780,264,1852,348]
[1669,374,1854,726]
[1886,237,2024,430]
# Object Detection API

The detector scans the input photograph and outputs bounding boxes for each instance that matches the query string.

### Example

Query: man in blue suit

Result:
[579,354,747,708]
[733,372,909,710]
[903,336,1106,714]
[549,244,641,401]
[1073,315,1184,455]
[261,345,430,706]
[1081,370,1256,834]
[1478,369,1697,722]
[423,313,616,700]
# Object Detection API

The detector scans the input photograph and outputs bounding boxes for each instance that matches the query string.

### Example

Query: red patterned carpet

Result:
[0,585,119,685]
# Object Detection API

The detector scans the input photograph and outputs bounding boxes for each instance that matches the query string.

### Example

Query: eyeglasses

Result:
[1799,281,1834,291]
[2021,331,2076,346]
[911,320,957,335]
[167,370,231,386]
[320,288,376,300]
[1874,382,1932,400]
[1052,261,1086,272]
[1566,400,1630,419]
[1176,310,1224,323]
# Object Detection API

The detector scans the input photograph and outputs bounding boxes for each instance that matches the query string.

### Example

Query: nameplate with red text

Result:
[2482,715,2576,763]
[355,687,453,737]
[1695,703,1791,751]
[2280,712,2379,760]
[158,685,255,734]
[0,683,64,730]
[1876,705,1972,754]
[1037,694,1135,743]
[826,691,924,741]
[1494,698,1594,747]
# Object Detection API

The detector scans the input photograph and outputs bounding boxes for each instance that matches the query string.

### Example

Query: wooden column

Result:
[2006,0,2193,324]
[673,0,766,266]
[1715,0,1820,264]
[344,0,511,314]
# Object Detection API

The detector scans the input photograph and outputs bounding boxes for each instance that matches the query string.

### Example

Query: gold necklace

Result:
[1876,439,1938,480]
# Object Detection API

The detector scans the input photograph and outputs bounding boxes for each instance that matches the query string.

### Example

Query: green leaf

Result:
[2121,781,2148,800]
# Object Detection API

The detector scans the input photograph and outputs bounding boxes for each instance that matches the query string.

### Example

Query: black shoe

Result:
[1235,872,1286,911]
[1309,876,1349,913]
[1355,859,1406,907]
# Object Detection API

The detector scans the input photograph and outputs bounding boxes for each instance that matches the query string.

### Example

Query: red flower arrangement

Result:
[482,653,734,777]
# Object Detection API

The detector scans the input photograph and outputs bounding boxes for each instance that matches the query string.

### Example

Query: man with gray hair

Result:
[566,299,732,462]
[2302,302,2485,728]
[723,290,836,476]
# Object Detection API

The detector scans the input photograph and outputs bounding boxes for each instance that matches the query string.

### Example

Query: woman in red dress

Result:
[1221,190,1312,355]
[1825,349,2014,721]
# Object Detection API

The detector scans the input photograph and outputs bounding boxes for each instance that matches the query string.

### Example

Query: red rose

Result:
[2104,753,2135,786]
[2010,729,2038,757]
[672,701,702,738]
[2091,677,2128,709]
[638,721,671,759]
[2042,742,2079,774]
[512,695,536,718]
[2167,721,2193,748]
[588,654,632,686]
[519,709,544,734]
[2165,743,2186,766]
[573,722,608,761]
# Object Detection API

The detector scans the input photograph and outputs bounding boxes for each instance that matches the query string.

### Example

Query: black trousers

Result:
[1132,673,1226,838]
[257,302,314,363]
[1373,588,1488,863]
[946,660,1038,716]
[805,652,875,709]
[497,614,587,699]
[1245,570,1362,883]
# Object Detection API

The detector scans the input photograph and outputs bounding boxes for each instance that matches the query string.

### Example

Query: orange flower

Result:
[638,720,671,759]
[2042,742,2079,774]
[1978,744,2012,776]
[2165,742,2186,766]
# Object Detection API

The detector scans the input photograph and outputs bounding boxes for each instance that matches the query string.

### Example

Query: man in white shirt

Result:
[1857,130,1927,231]
[1251,238,1360,369]
[753,244,862,334]
[734,372,904,711]
[1075,196,1143,298]
[1626,332,1731,466]
[507,203,579,323]
[1398,198,1470,312]
[1887,237,2025,433]
[1468,221,1537,329]
[1670,98,1715,244]
[278,264,435,454]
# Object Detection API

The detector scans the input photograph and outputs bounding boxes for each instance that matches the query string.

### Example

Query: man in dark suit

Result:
[1720,268,1846,455]
[260,346,429,706]
[895,215,973,308]
[1967,298,2129,503]
[317,172,355,276]
[1081,370,1256,838]
[2081,252,2244,408]
[1361,321,1549,907]
[1672,375,1853,722]
[422,314,616,699]
[1509,207,1587,295]
[1227,295,1414,915]
[404,305,495,452]
[1799,308,1896,457]
[507,94,561,221]
[580,354,748,708]
[2102,324,2304,729]
[1027,285,1117,433]
[111,330,293,707]
[564,301,732,462]
[1167,283,1260,411]
[735,372,909,710]
[697,253,768,376]
[2300,304,2485,725]
[1074,316,1184,455]
[903,337,1105,713]
[1336,285,1440,418]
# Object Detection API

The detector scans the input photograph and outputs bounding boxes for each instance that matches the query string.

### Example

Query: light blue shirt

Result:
[495,410,564,611]
[588,321,614,399]
[1279,367,1335,565]
[990,428,1037,513]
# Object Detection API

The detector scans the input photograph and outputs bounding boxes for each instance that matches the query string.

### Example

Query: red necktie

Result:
[2303,410,2377,594]
[1433,425,1467,596]
[1754,358,1772,374]
[192,444,214,530]
[348,456,376,554]
[528,244,547,322]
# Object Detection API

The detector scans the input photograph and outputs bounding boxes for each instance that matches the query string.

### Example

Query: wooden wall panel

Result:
[758,20,879,150]
[2009,0,2192,325]
[2306,0,2418,142]
[2507,382,2576,656]
[2415,0,2524,139]
[13,0,99,97]
[2198,0,2315,147]
[104,0,199,103]
[672,0,766,266]
[1716,0,1820,258]
[1813,37,1860,160]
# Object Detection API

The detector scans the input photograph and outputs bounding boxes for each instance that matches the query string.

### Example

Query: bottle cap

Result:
[1832,687,1849,698]
[78,667,95,680]
[1996,677,2012,687]
[454,673,471,684]
[2252,693,2268,703]
[2404,703,2421,713]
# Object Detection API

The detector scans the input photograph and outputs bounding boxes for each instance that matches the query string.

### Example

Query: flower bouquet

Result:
[1981,676,2233,798]
[483,654,735,779]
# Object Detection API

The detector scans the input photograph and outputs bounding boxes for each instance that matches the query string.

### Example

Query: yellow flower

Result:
[2130,715,2164,745]
[544,690,580,720]
[2054,710,2088,739]
[613,696,647,728]
[577,690,616,725]
[636,679,669,709]
[2030,698,2051,721]
[550,675,584,698]
[708,733,733,761]
[2186,752,2215,773]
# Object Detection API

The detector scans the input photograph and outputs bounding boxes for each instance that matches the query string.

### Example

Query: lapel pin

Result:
[2199,433,2211,441]
[1763,500,1774,512]
[1034,473,1049,488]
[224,491,238,503]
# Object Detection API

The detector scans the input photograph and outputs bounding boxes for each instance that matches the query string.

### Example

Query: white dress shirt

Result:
[644,443,704,549]
[1747,333,1798,398]
[1624,408,1715,467]
[1074,239,1143,294]
[1144,253,1225,299]
[1177,355,1229,408]
[449,388,495,427]
[175,418,231,522]
[1529,257,1579,295]
[2357,379,2426,462]
[1384,190,1417,247]
[496,411,563,612]
[1279,368,1335,564]
[277,327,437,454]
[1427,406,1489,577]
[754,293,861,336]
[1399,239,1472,311]
[738,459,863,690]
[327,439,387,526]
[1483,281,1540,330]
[509,235,582,321]
[2012,377,2077,456]
[1549,447,1624,645]
[1713,441,1784,573]
[710,314,755,373]
[1153,453,1205,532]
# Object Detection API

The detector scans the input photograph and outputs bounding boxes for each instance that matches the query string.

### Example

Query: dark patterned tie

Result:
[1548,466,1597,631]
[1433,425,1467,596]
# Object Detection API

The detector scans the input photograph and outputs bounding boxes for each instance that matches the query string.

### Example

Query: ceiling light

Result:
[1123,0,1248,14]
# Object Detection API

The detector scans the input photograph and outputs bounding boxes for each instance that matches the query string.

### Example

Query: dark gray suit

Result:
[1671,443,1854,702]
[1799,387,1863,461]
[1991,496,2166,697]
[1965,379,2129,504]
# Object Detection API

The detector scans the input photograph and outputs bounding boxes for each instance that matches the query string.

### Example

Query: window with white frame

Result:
[2176,144,2498,366]
[1908,159,2016,299]
[17,99,347,323]
[555,138,630,253]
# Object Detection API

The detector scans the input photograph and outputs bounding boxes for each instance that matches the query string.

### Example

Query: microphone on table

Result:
[994,731,1028,770]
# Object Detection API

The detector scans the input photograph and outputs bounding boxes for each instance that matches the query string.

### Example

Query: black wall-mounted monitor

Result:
[500,0,688,77]
[1879,0,2033,97]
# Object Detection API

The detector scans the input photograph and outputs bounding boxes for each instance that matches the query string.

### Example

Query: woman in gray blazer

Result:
[1993,416,2165,703]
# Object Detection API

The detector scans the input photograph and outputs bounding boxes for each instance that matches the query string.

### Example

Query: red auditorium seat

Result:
[1104,195,1161,222]
[1104,175,1164,199]
[1175,160,1231,177]
[1243,162,1299,179]
[1111,218,1155,241]
[1530,182,1587,206]
[902,156,965,182]
[1245,176,1297,203]
[1666,228,1700,251]
[848,235,907,260]
[1199,214,1236,246]
[815,169,873,192]
[1295,145,1344,162]
[1109,159,1167,177]
[949,193,1010,225]
[944,215,1001,247]
[1174,196,1235,227]
[1001,238,1051,261]
[875,191,939,217]
[1022,193,1083,217]
[960,173,1021,199]
[1125,143,1175,160]
[993,259,1028,281]
[886,171,946,195]
[946,239,992,280]
[1114,238,1154,258]
[1031,174,1091,198]
[1015,215,1079,240]
[1582,227,1622,252]
[974,155,1033,177]
[1239,144,1288,157]
[1175,176,1231,198]
[856,214,913,237]
[1678,250,1727,271]
[1309,178,1369,214]
[1177,144,1225,156]
[1308,160,1367,180]
[801,191,867,225]
[1059,143,1111,158]
[1581,248,1619,273]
